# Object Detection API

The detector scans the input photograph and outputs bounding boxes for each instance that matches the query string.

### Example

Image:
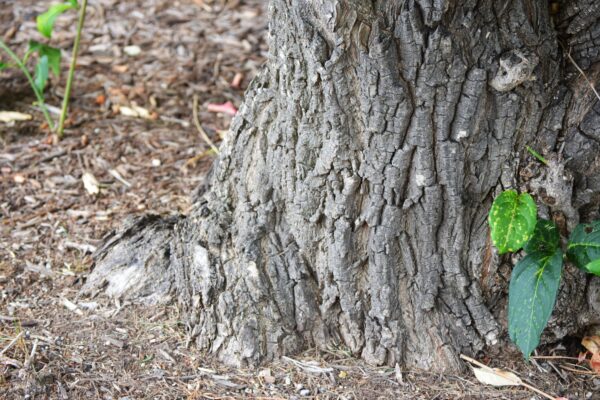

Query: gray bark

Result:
[84,0,600,371]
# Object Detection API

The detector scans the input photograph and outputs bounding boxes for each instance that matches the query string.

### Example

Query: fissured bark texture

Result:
[87,0,600,371]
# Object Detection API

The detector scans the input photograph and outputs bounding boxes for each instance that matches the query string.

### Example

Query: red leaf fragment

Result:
[582,336,600,375]
[231,72,244,89]
[207,101,237,116]
[95,94,106,105]
[591,352,600,374]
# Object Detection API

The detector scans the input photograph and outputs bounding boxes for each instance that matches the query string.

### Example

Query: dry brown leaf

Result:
[82,172,100,195]
[13,173,26,184]
[258,368,275,384]
[471,366,522,386]
[112,64,129,73]
[120,105,152,119]
[119,106,140,118]
[394,363,403,385]
[582,336,600,374]
[123,45,142,56]
[131,104,151,119]
[582,336,600,355]
[0,111,32,122]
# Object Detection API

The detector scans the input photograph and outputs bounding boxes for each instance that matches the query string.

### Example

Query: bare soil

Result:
[1,1,598,399]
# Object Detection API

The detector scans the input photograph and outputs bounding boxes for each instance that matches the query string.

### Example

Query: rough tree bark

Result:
[84,0,600,371]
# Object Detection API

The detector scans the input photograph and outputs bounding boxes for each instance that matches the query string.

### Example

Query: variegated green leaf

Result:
[489,190,537,254]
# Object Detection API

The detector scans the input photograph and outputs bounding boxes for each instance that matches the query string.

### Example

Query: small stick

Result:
[282,356,334,373]
[0,331,24,356]
[192,94,220,155]
[24,338,38,369]
[546,360,568,382]
[559,364,596,375]
[460,354,557,400]
[531,355,581,361]
[564,47,600,103]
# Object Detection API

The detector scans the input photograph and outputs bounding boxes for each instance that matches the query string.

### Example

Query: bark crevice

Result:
[83,0,600,372]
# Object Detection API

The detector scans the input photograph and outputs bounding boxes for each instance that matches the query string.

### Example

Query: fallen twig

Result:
[282,356,334,374]
[0,331,24,356]
[192,94,219,155]
[559,364,597,375]
[61,297,84,316]
[64,240,97,253]
[564,47,600,103]
[531,355,581,361]
[23,338,38,369]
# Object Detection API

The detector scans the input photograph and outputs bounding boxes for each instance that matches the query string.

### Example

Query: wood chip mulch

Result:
[1,0,598,398]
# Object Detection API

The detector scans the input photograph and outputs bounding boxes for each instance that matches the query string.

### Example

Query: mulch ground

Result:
[1,0,598,399]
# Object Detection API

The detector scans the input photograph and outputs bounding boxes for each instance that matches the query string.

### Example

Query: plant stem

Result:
[0,39,55,130]
[57,0,87,138]
[526,145,549,166]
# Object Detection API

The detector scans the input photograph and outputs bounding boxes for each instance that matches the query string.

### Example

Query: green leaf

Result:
[28,41,61,77]
[567,221,600,276]
[34,54,50,92]
[508,248,563,359]
[489,190,538,254]
[524,219,560,255]
[0,61,8,70]
[36,2,76,39]
[585,259,600,276]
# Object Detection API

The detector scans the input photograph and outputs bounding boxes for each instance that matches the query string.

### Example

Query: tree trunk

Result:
[84,0,600,371]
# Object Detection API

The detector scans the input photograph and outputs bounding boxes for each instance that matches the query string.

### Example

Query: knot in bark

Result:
[490,49,539,92]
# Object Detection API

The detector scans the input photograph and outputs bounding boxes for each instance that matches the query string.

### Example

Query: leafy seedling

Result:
[0,0,86,136]
[489,190,600,360]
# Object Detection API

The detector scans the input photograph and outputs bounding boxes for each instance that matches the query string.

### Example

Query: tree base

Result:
[82,0,600,372]
[82,215,181,304]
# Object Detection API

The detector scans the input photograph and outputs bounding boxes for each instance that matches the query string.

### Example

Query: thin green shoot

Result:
[57,0,87,138]
[526,146,548,166]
